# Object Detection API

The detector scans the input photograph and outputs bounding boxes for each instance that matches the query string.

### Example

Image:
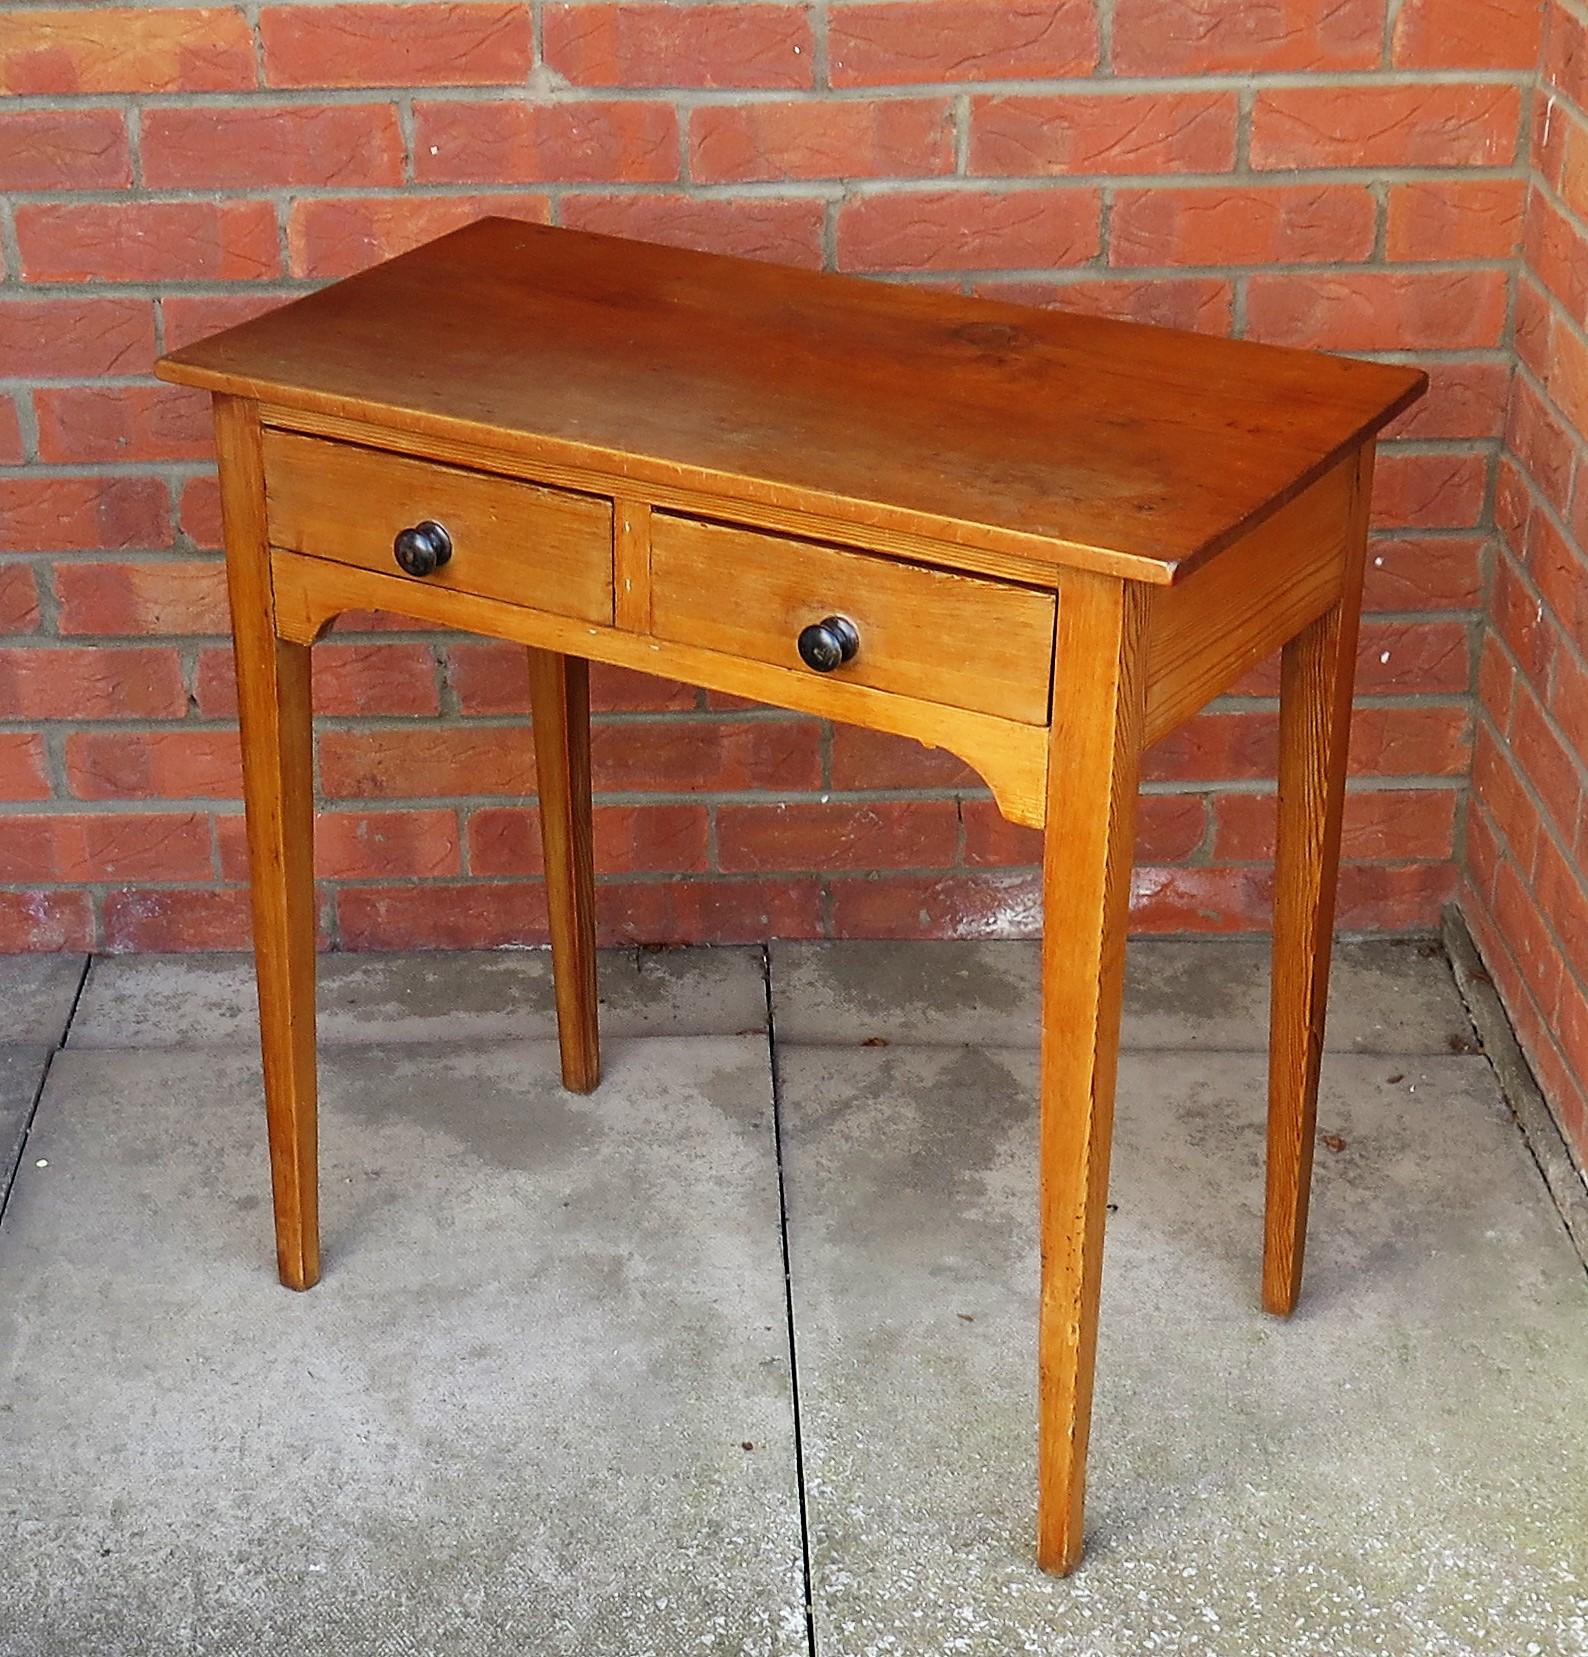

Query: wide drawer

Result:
[649,513,1055,723]
[261,429,614,624]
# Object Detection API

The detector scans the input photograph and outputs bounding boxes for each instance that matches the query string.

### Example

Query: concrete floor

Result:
[0,940,1583,1656]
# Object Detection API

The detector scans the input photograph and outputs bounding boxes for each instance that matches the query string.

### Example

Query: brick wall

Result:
[0,1,1539,957]
[1466,0,1588,1169]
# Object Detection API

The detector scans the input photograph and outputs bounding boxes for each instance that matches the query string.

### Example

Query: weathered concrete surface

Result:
[0,1045,50,1204]
[771,938,1477,1053]
[71,945,767,1049]
[0,953,83,1047]
[778,1043,1588,1656]
[0,1038,804,1657]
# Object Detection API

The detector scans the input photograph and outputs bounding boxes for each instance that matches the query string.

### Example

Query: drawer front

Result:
[649,513,1055,723]
[262,429,613,624]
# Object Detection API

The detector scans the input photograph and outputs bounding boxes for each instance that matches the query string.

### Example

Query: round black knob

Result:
[796,615,860,673]
[393,520,452,577]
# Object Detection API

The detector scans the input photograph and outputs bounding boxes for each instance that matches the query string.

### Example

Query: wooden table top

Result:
[158,218,1423,587]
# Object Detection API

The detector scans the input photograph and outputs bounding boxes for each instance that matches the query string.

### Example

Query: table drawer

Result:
[649,513,1056,723]
[261,429,614,624]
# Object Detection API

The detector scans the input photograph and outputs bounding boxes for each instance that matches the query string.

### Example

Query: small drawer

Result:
[649,513,1056,723]
[262,429,613,624]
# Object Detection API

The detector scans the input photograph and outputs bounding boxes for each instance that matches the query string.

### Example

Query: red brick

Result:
[1386,178,1527,261]
[1371,450,1491,531]
[1246,270,1509,351]
[829,726,980,790]
[1333,861,1459,930]
[1252,84,1522,170]
[829,870,1041,938]
[690,98,951,184]
[1113,0,1382,72]
[143,102,404,188]
[35,384,211,464]
[1536,835,1588,987]
[180,477,224,550]
[837,188,1100,272]
[1542,307,1588,436]
[1475,725,1542,875]
[0,563,41,634]
[1362,534,1484,611]
[1524,192,1588,323]
[718,799,958,872]
[66,730,243,801]
[1510,683,1583,842]
[287,194,550,279]
[261,4,531,87]
[200,639,443,719]
[162,294,284,354]
[1213,787,1459,862]
[101,887,253,952]
[416,99,678,183]
[467,803,709,874]
[0,298,156,379]
[829,2,1098,85]
[0,477,169,554]
[1491,551,1554,685]
[1385,361,1513,441]
[0,8,254,94]
[1353,619,1469,694]
[335,880,546,948]
[55,559,229,637]
[964,792,1207,867]
[0,646,186,720]
[1507,375,1576,522]
[1545,0,1588,109]
[1547,642,1588,771]
[320,643,443,718]
[447,643,696,715]
[981,276,1234,334]
[1393,0,1545,68]
[0,397,22,467]
[314,809,461,881]
[0,891,92,953]
[560,194,825,268]
[318,726,529,798]
[0,733,52,801]
[1529,512,1588,657]
[597,877,823,944]
[971,91,1235,176]
[0,108,130,190]
[1132,865,1277,933]
[544,4,812,88]
[0,812,213,883]
[594,718,821,792]
[1111,185,1374,268]
[17,201,279,283]
[1478,632,1517,732]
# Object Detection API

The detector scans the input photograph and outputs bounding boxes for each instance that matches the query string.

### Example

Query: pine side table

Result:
[156,219,1424,1575]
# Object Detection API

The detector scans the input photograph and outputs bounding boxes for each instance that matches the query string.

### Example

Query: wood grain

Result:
[157,219,1426,585]
[1035,568,1152,1576]
[528,649,601,1095]
[263,427,613,624]
[650,512,1057,724]
[613,498,653,633]
[270,548,1052,828]
[254,403,1068,591]
[214,395,321,1292]
[1263,445,1375,1317]
[1143,457,1353,746]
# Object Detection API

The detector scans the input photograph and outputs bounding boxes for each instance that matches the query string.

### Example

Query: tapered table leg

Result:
[527,648,600,1094]
[1263,447,1375,1317]
[1036,570,1152,1576]
[215,395,320,1291]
